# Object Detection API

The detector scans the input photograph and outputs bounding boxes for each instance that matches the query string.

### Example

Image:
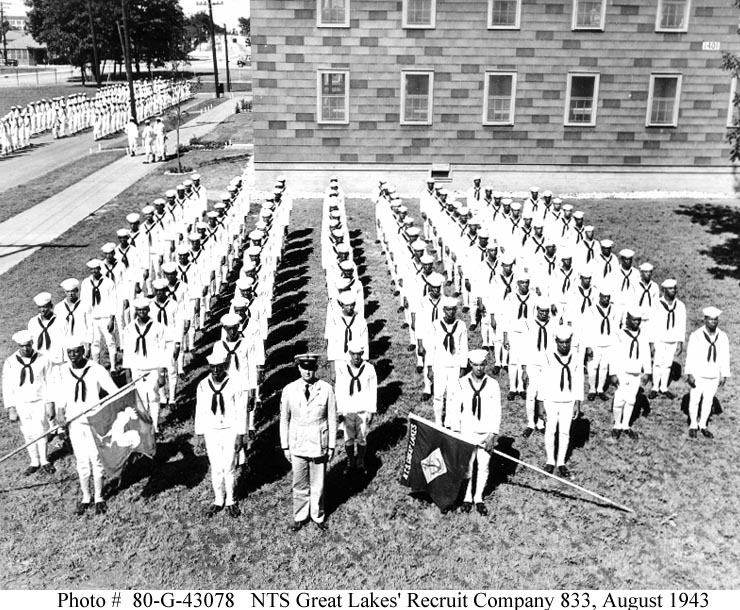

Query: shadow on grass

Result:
[675,202,740,279]
[236,419,291,497]
[679,392,723,425]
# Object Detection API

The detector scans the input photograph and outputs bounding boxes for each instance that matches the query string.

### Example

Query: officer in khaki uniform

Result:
[280,354,337,532]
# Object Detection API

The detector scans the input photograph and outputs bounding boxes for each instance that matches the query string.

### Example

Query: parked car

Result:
[236,56,250,67]
[4,59,19,67]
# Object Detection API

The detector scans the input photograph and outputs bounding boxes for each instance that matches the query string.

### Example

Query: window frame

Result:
[402,0,436,29]
[563,72,600,127]
[400,71,434,126]
[487,0,522,30]
[317,0,350,28]
[482,71,517,126]
[571,0,607,31]
[646,73,683,128]
[728,77,738,129]
[316,69,350,125]
[655,0,691,33]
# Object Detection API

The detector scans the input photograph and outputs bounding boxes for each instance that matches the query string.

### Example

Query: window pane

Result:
[568,76,596,123]
[320,73,346,121]
[653,77,677,99]
[406,74,430,96]
[404,75,430,122]
[321,0,346,24]
[575,1,602,28]
[487,74,513,123]
[650,77,678,124]
[490,1,518,26]
[406,0,433,26]
[321,73,345,96]
[660,0,687,29]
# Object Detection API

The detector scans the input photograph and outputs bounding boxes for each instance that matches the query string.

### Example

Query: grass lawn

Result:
[0,193,738,588]
[192,110,253,146]
[0,84,92,117]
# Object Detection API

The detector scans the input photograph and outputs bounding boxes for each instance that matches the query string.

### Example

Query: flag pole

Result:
[491,448,635,514]
[0,374,148,468]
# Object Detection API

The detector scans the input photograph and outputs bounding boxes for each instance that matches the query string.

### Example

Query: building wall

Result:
[252,0,738,169]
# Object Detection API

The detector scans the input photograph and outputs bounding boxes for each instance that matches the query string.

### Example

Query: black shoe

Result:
[663,391,676,400]
[648,390,658,400]
[469,324,476,331]
[227,504,241,518]
[611,429,621,439]
[407,344,416,352]
[522,427,534,438]
[415,365,423,374]
[205,504,224,518]
[315,521,329,531]
[688,428,698,439]
[519,391,527,400]
[624,429,639,440]
[507,392,516,401]
[290,520,306,532]
[401,323,409,329]
[700,428,714,439]
[460,502,473,513]
[544,464,555,474]
[397,306,405,314]
[587,393,596,402]
[598,392,608,401]
[537,426,545,435]
[462,306,469,313]
[23,465,39,476]
[557,465,570,478]
[40,463,56,474]
[94,501,107,515]
[492,366,501,375]
[75,502,91,516]
[475,503,488,516]
[422,393,431,401]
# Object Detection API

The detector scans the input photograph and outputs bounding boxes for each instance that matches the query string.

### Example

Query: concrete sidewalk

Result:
[0,96,242,276]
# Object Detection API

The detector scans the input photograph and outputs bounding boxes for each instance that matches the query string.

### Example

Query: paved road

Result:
[0,96,243,276]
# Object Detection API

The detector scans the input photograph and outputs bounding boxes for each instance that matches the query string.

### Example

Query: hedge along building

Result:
[251,1,739,193]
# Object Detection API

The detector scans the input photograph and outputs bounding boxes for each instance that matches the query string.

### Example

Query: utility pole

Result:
[223,24,231,93]
[120,0,136,121]
[196,0,223,98]
[0,2,8,64]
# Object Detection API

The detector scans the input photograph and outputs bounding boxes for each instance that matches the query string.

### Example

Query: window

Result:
[728,78,739,128]
[572,0,606,30]
[565,73,599,126]
[483,72,517,125]
[401,72,434,125]
[403,0,435,28]
[656,0,690,32]
[488,0,521,29]
[318,0,349,27]
[317,71,349,124]
[647,74,682,127]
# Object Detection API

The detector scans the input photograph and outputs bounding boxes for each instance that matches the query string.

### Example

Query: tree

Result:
[723,51,740,162]
[128,0,188,74]
[238,16,250,39]
[185,11,225,49]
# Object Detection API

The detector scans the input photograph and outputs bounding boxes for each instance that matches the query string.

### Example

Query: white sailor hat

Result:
[255,220,268,231]
[468,349,488,365]
[412,239,427,251]
[183,179,193,187]
[407,227,421,237]
[60,278,80,291]
[598,284,612,296]
[573,211,584,219]
[153,198,166,207]
[126,213,141,223]
[339,260,354,272]
[132,297,151,310]
[64,336,86,351]
[626,305,644,319]
[117,228,131,237]
[562,203,574,212]
[12,330,33,345]
[101,242,117,254]
[502,198,513,206]
[501,253,516,265]
[530,186,540,193]
[243,260,257,272]
[544,235,556,247]
[639,262,654,272]
[249,230,265,241]
[619,248,635,258]
[335,243,350,254]
[532,218,544,228]
[176,244,191,255]
[584,225,595,233]
[510,202,522,211]
[338,292,356,305]
[329,219,341,228]
[473,175,482,181]
[661,278,677,289]
[347,338,366,353]
[86,258,102,269]
[553,197,563,204]
[215,202,227,211]
[165,189,177,198]
[161,261,177,273]
[260,208,273,218]
[486,241,499,251]
[188,232,202,241]
[331,228,345,238]
[33,292,52,307]
[600,239,613,248]
[703,306,722,318]
[220,313,241,327]
[517,269,531,281]
[559,247,573,260]
[206,211,219,219]
[176,184,185,191]
[441,296,459,308]
[191,173,201,182]
[420,253,435,265]
[555,327,574,341]
[206,350,227,366]
[468,216,481,227]
[478,229,490,239]
[458,206,470,216]
[152,278,169,291]
[542,190,553,197]
[522,209,533,220]
[535,297,551,311]
[232,295,250,309]
[236,277,255,290]
[246,245,262,256]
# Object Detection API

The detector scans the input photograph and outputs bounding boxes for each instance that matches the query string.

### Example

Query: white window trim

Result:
[487,0,521,30]
[655,0,691,33]
[316,0,350,28]
[316,70,350,125]
[646,73,682,128]
[571,0,606,31]
[402,0,436,29]
[728,77,738,128]
[482,71,517,126]
[564,72,600,127]
[400,71,434,126]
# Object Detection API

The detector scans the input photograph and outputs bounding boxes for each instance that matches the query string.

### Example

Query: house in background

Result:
[4,30,47,66]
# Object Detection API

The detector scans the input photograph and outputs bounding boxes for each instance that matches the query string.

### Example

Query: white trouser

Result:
[204,428,238,506]
[159,355,178,404]
[291,454,327,523]
[613,372,641,429]
[689,376,720,430]
[132,369,161,433]
[127,134,137,154]
[652,341,677,392]
[525,365,545,428]
[342,412,369,446]
[508,331,525,392]
[91,316,117,367]
[544,400,574,466]
[587,344,611,393]
[69,421,104,503]
[465,442,491,504]
[16,400,49,466]
[432,366,460,425]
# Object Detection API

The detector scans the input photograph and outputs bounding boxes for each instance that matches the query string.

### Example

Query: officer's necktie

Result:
[624,329,640,359]
[304,383,311,402]
[36,315,55,350]
[441,320,457,354]
[660,299,676,330]
[135,321,152,357]
[501,273,513,300]
[561,268,572,293]
[601,254,612,277]
[554,352,573,391]
[584,240,595,263]
[222,340,241,371]
[341,314,356,353]
[537,321,548,351]
[620,268,632,291]
[517,293,529,319]
[209,378,228,415]
[579,287,592,313]
[16,353,37,386]
[69,366,90,402]
[348,364,365,396]
[64,300,79,335]
[597,305,611,335]
[469,377,487,419]
[91,278,103,307]
[154,300,169,326]
[638,283,653,307]
[703,331,718,362]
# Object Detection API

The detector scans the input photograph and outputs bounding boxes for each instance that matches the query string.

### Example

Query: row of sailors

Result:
[374,179,730,447]
[320,178,376,474]
[2,175,293,512]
